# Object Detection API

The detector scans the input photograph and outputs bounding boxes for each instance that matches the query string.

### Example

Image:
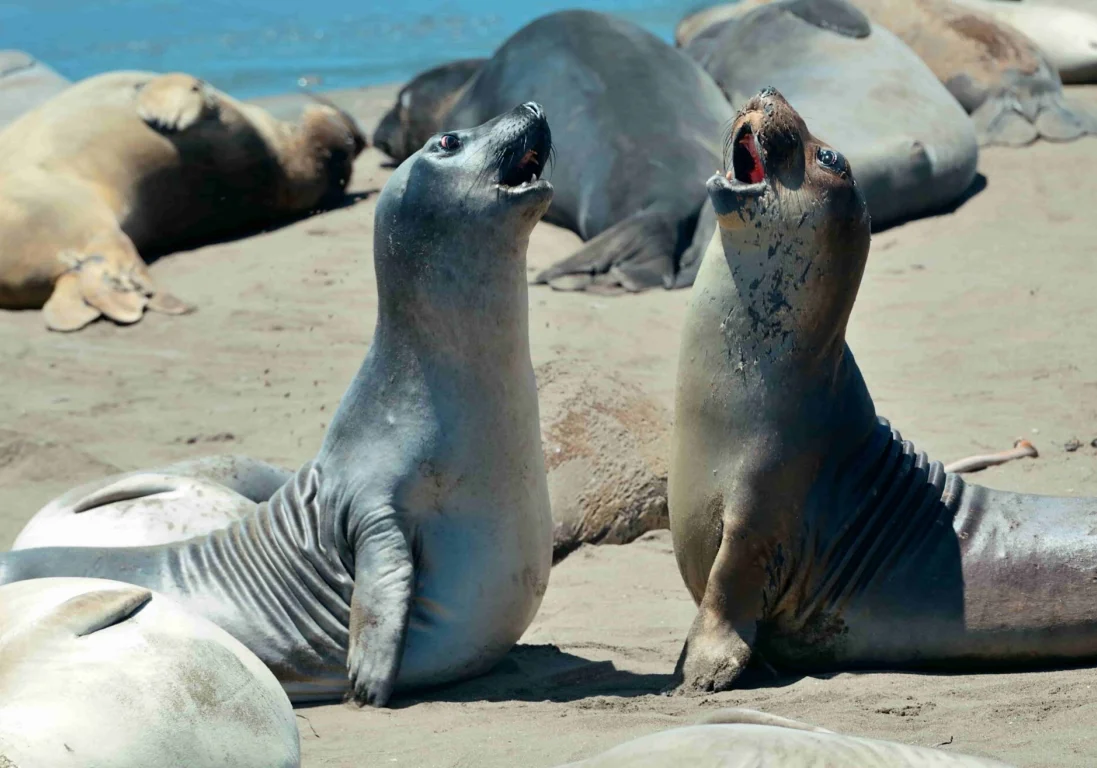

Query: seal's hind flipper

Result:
[42,272,102,332]
[533,210,683,293]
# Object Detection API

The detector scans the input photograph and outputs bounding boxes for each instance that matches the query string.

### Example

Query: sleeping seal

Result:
[0,103,555,708]
[0,71,366,331]
[682,0,979,228]
[554,709,1012,767]
[376,10,735,292]
[670,87,1097,695]
[0,577,299,768]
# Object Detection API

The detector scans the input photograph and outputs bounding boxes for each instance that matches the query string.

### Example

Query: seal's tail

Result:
[972,90,1097,147]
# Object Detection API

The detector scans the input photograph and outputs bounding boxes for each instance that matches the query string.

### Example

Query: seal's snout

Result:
[495,104,553,196]
[521,102,546,120]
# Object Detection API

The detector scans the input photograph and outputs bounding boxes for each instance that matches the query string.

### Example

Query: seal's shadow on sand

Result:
[384,645,673,707]
[873,173,988,234]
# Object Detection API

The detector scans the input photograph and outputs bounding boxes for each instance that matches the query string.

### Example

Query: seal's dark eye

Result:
[816,147,846,175]
[440,134,460,151]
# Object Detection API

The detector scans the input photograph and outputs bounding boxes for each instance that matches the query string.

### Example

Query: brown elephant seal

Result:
[0,50,69,129]
[0,577,299,768]
[669,87,1097,695]
[538,359,671,561]
[0,103,555,708]
[553,708,1012,767]
[677,0,1097,145]
[0,70,366,332]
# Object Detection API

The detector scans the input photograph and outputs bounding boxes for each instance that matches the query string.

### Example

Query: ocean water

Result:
[3,0,715,98]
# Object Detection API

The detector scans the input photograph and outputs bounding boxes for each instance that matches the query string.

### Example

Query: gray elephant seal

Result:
[376,10,734,292]
[0,103,555,707]
[682,0,978,229]
[0,577,299,768]
[0,71,366,331]
[670,87,1097,695]
[0,51,69,129]
[554,708,1012,767]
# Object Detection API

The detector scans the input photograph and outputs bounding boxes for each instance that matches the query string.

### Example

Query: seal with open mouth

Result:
[0,103,555,708]
[670,87,1097,694]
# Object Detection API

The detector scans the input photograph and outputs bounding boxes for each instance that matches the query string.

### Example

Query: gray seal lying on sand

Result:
[0,71,365,331]
[554,708,1012,767]
[681,0,979,229]
[374,10,734,292]
[0,577,300,768]
[670,87,1097,695]
[0,103,555,708]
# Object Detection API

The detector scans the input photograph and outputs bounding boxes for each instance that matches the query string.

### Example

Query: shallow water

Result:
[3,0,717,98]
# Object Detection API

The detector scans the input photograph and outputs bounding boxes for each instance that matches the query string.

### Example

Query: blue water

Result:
[3,0,711,98]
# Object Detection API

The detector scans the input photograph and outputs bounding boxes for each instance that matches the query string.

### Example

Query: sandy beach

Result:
[3,84,1097,767]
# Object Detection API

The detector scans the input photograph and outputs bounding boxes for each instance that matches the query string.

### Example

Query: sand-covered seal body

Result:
[0,577,299,768]
[0,71,366,331]
[669,88,1097,695]
[954,0,1097,84]
[682,0,979,228]
[378,10,734,292]
[0,50,69,129]
[554,709,1012,767]
[0,104,555,707]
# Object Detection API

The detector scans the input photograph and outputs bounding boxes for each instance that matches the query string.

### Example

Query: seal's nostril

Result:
[522,102,544,120]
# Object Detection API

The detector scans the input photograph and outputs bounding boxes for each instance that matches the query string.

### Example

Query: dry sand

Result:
[3,85,1097,767]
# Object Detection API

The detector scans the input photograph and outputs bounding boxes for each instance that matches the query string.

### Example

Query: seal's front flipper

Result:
[69,253,148,325]
[55,587,154,638]
[42,272,101,332]
[695,708,833,733]
[136,73,214,133]
[1034,93,1097,143]
[532,210,683,293]
[146,290,196,316]
[347,504,414,708]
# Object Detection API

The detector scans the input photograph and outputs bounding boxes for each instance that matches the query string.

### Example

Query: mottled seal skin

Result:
[553,708,1013,767]
[678,0,1097,146]
[954,0,1097,84]
[378,10,734,292]
[682,0,979,229]
[0,51,69,129]
[11,454,292,550]
[0,71,366,331]
[0,103,555,708]
[372,58,486,162]
[669,88,1097,695]
[0,577,300,768]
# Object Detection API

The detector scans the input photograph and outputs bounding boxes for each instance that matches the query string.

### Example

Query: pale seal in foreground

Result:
[677,0,1097,146]
[0,71,366,331]
[553,708,1012,767]
[0,577,299,768]
[669,87,1097,695]
[376,10,734,292]
[0,50,69,129]
[682,0,979,229]
[0,103,555,707]
[953,0,1097,84]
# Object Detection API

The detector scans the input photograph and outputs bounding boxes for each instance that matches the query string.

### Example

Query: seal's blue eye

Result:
[440,134,460,151]
[816,147,844,175]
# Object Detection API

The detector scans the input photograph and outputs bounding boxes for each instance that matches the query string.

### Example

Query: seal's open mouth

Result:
[496,107,552,197]
[500,147,545,189]
[731,124,765,185]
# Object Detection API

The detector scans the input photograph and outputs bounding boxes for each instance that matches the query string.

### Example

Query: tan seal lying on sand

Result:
[0,577,300,768]
[554,709,1012,767]
[0,71,365,332]
[670,87,1097,695]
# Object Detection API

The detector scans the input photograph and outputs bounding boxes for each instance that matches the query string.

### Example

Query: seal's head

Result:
[373,59,485,163]
[707,88,871,352]
[373,102,553,322]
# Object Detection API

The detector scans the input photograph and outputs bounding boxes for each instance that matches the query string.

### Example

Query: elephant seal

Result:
[0,577,299,768]
[0,51,69,129]
[11,454,292,550]
[373,58,486,162]
[953,0,1097,84]
[682,0,979,229]
[0,70,366,332]
[553,708,1012,767]
[669,87,1097,695]
[0,103,555,708]
[376,10,734,292]
[677,0,1096,146]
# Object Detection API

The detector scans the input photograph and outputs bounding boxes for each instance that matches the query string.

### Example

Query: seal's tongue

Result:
[732,128,765,185]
